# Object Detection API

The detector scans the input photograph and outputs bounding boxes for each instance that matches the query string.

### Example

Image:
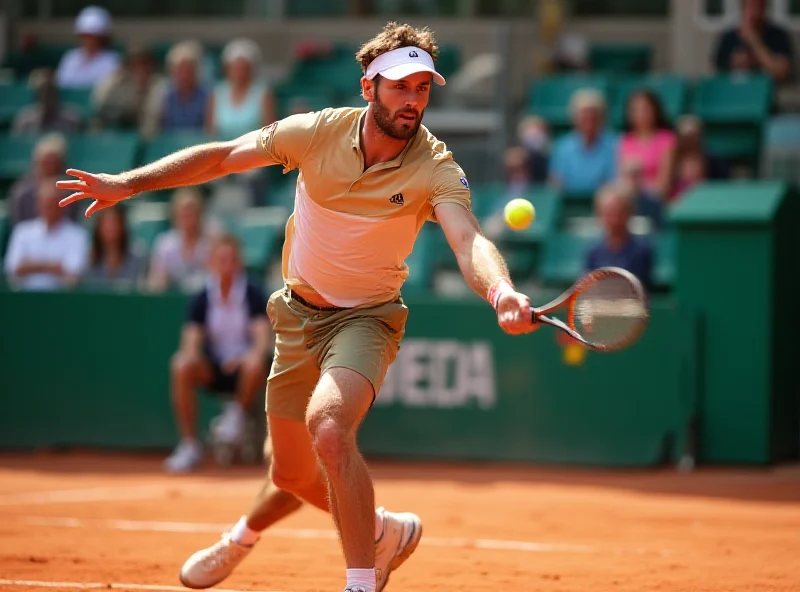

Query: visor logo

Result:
[409,50,419,58]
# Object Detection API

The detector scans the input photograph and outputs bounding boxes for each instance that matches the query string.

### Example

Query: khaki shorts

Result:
[265,287,408,421]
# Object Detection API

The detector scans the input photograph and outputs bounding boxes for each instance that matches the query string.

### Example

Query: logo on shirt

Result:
[459,176,469,189]
[409,50,419,58]
[389,193,405,206]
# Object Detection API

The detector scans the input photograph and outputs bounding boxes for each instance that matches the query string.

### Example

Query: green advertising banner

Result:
[0,290,697,467]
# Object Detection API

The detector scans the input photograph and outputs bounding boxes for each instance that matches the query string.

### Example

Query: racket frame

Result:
[531,267,649,352]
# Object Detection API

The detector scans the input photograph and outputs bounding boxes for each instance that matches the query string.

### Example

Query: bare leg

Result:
[306,367,375,569]
[235,354,268,412]
[245,436,304,531]
[170,352,212,439]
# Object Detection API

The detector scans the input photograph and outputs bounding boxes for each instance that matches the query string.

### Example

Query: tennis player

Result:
[57,22,539,592]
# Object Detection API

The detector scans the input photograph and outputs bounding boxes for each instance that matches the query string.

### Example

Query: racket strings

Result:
[572,274,647,349]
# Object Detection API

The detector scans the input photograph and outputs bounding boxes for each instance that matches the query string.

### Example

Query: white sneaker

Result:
[164,439,203,474]
[374,507,423,592]
[212,401,246,445]
[180,531,256,589]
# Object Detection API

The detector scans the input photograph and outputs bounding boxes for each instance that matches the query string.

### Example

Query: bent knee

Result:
[170,352,195,376]
[308,417,350,471]
[270,461,317,494]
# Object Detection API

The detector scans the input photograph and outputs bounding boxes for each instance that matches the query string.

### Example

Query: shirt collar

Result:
[351,106,418,170]
[208,273,247,304]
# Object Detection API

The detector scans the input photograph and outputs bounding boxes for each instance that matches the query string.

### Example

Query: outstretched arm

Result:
[56,130,266,217]
[434,202,538,336]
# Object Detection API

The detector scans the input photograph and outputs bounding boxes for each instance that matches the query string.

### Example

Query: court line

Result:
[0,483,254,506]
[0,579,283,592]
[22,516,596,554]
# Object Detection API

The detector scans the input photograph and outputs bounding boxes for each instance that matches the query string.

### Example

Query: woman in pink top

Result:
[619,89,677,202]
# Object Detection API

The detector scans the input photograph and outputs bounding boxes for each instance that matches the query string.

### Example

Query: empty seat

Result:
[229,207,287,276]
[0,135,39,182]
[526,75,612,130]
[691,75,773,162]
[127,201,171,254]
[68,133,139,174]
[589,44,653,75]
[540,231,597,287]
[0,84,35,126]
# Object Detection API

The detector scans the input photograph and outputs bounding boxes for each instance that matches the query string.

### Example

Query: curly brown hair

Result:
[355,21,439,74]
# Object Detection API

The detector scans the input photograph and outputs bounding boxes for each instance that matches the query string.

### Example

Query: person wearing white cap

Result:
[55,5,121,89]
[57,21,539,592]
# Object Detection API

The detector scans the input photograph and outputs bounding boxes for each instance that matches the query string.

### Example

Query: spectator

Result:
[7,133,79,227]
[55,6,121,89]
[93,45,167,138]
[619,89,676,222]
[147,187,212,293]
[516,115,549,183]
[548,89,617,194]
[4,178,89,291]
[164,234,272,473]
[82,207,146,290]
[12,69,81,135]
[157,41,209,133]
[713,0,794,84]
[206,38,275,140]
[586,181,653,291]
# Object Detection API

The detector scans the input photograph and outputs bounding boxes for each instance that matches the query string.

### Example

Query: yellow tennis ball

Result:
[504,198,535,231]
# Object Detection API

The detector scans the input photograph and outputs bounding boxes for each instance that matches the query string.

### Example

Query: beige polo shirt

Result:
[257,106,471,308]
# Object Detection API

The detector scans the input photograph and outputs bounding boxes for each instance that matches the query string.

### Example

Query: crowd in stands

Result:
[1,0,796,300]
[502,0,792,289]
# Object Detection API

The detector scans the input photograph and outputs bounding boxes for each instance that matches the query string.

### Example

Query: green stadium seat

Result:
[0,201,8,261]
[127,202,171,254]
[526,75,612,131]
[761,115,800,184]
[0,83,35,126]
[287,56,363,101]
[2,43,71,78]
[285,0,349,16]
[691,75,773,162]
[589,44,653,75]
[59,87,95,120]
[540,231,597,287]
[274,84,336,119]
[611,75,688,129]
[142,132,212,164]
[68,133,139,174]
[0,135,39,182]
[403,224,438,295]
[229,207,286,276]
[435,45,461,79]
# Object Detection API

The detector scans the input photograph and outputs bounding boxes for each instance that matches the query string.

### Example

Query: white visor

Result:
[365,46,445,86]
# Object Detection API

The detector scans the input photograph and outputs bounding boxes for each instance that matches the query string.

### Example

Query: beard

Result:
[371,85,423,141]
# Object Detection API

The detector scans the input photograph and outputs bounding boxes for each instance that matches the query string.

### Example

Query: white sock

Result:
[230,515,260,546]
[374,509,385,542]
[345,568,375,592]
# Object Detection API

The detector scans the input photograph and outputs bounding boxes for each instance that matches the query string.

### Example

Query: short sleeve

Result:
[245,284,268,319]
[428,159,471,221]
[713,30,736,72]
[187,290,208,325]
[257,111,320,173]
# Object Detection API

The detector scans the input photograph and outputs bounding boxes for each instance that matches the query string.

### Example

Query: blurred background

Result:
[0,1,797,472]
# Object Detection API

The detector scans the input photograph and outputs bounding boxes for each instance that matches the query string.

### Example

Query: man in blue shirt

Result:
[585,182,653,290]
[548,89,617,195]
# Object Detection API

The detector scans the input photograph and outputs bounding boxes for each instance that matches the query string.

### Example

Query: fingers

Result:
[85,200,114,218]
[65,169,98,183]
[55,180,88,191]
[498,296,539,335]
[59,192,92,207]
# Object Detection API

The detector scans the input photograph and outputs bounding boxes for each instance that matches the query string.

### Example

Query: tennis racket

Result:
[532,267,649,352]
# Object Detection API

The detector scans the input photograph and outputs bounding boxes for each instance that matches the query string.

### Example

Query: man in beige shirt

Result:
[58,22,538,592]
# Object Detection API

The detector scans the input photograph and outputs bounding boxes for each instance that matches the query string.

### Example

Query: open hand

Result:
[496,290,540,336]
[56,169,134,218]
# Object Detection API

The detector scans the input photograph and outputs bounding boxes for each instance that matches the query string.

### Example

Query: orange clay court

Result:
[0,452,798,592]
